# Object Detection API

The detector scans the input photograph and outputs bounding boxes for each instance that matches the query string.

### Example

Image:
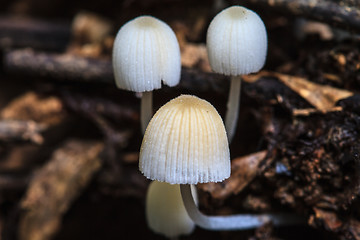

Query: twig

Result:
[0,16,70,51]
[4,49,227,93]
[0,120,46,144]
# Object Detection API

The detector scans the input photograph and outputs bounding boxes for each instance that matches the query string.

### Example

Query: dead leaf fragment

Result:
[181,43,211,72]
[1,91,64,126]
[198,151,267,200]
[243,71,353,112]
[19,140,104,240]
[313,208,343,231]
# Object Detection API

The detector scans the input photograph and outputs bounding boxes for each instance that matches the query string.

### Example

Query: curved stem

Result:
[180,184,305,231]
[225,76,241,143]
[141,91,153,134]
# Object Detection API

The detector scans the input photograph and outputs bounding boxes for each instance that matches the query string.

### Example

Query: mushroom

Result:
[206,6,268,142]
[139,95,303,231]
[146,181,197,238]
[112,16,181,133]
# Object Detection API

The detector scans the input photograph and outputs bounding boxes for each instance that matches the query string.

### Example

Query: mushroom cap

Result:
[139,95,230,184]
[112,16,181,92]
[206,6,268,76]
[146,181,197,238]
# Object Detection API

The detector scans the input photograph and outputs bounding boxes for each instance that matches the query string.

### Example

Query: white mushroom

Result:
[146,181,197,238]
[112,16,181,133]
[139,94,230,184]
[207,6,268,142]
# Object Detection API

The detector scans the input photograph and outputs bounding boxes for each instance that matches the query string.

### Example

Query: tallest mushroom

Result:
[112,16,181,133]
[206,6,268,142]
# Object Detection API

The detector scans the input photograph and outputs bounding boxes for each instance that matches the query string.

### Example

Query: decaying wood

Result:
[4,49,114,84]
[236,0,360,32]
[18,140,104,240]
[4,48,227,93]
[0,120,46,144]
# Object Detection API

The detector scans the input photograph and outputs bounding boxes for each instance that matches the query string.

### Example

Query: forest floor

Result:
[0,0,360,239]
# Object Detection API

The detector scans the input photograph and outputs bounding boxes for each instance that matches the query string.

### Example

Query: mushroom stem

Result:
[141,91,153,134]
[225,76,241,143]
[180,184,305,231]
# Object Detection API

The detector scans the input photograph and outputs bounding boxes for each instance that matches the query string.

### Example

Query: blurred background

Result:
[0,0,360,239]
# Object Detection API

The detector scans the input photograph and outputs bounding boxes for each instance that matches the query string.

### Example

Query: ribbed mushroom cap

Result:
[207,6,267,76]
[146,181,197,238]
[139,95,230,184]
[112,16,181,92]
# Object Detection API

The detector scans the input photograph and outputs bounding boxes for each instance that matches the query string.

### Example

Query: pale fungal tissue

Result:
[112,16,181,92]
[146,181,197,238]
[207,6,268,76]
[139,94,230,184]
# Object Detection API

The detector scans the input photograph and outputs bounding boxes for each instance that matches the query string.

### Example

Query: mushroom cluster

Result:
[140,95,303,231]
[112,5,302,238]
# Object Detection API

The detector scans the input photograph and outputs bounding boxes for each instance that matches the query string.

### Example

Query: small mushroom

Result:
[146,181,197,238]
[206,6,268,142]
[140,95,304,231]
[139,94,230,184]
[112,16,181,133]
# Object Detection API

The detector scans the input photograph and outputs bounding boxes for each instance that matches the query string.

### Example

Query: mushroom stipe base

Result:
[180,184,306,230]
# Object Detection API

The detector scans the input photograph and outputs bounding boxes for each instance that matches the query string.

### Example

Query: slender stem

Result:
[180,184,305,231]
[225,76,241,143]
[141,91,153,134]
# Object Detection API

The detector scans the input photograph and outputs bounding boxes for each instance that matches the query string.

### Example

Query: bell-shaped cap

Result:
[139,95,230,184]
[112,16,181,92]
[146,181,197,238]
[207,6,268,76]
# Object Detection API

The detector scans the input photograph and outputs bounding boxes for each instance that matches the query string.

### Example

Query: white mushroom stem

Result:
[180,184,305,231]
[225,76,241,143]
[141,91,153,134]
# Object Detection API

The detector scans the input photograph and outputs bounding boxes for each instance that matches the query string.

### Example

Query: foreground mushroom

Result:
[112,16,181,133]
[139,95,303,231]
[146,181,197,238]
[206,6,268,142]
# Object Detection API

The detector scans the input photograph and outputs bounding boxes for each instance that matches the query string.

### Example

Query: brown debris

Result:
[243,71,354,113]
[71,11,113,45]
[0,1,360,239]
[312,208,343,232]
[198,151,268,200]
[1,91,65,126]
[18,140,104,240]
[181,43,211,72]
[348,219,360,240]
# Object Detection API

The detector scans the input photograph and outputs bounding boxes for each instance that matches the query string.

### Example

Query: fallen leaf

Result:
[243,71,353,112]
[198,151,267,200]
[1,91,65,126]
